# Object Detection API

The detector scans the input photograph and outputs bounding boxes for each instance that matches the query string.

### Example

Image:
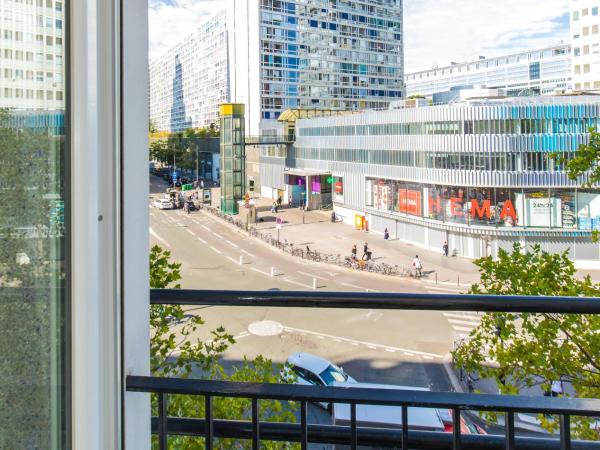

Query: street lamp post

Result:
[196,147,199,186]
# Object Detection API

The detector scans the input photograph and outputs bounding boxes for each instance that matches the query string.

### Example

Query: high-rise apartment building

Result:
[149,11,229,132]
[405,45,571,100]
[149,0,404,134]
[0,0,65,110]
[570,0,600,91]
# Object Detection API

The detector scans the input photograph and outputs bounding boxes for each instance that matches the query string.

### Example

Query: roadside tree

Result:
[150,245,297,449]
[453,244,600,439]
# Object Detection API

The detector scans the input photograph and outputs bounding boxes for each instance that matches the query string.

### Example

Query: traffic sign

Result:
[181,184,193,191]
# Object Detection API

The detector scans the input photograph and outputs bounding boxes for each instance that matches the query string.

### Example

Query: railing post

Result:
[401,404,408,450]
[505,411,515,450]
[205,396,213,450]
[452,408,462,450]
[158,393,168,450]
[351,403,358,450]
[560,415,572,450]
[252,398,259,450]
[301,401,308,450]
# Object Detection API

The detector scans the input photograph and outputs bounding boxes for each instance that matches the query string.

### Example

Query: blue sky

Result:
[149,0,571,72]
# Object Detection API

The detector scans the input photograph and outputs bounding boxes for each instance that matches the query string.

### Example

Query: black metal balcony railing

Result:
[126,289,600,450]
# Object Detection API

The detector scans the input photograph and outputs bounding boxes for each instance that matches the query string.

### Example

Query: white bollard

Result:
[271,267,275,277]
[312,278,317,289]
[239,255,244,265]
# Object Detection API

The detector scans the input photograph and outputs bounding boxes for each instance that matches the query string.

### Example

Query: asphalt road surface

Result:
[149,176,481,394]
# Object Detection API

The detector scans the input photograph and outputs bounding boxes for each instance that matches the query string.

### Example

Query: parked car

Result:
[153,198,173,210]
[286,352,357,388]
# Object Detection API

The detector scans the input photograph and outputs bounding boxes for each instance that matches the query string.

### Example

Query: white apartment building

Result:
[571,0,600,91]
[149,10,229,132]
[149,0,405,135]
[0,0,65,110]
[405,45,572,100]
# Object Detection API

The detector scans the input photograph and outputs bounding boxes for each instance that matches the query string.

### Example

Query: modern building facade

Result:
[149,0,404,135]
[149,11,229,132]
[0,0,65,110]
[571,0,600,91]
[260,94,600,265]
[405,45,572,100]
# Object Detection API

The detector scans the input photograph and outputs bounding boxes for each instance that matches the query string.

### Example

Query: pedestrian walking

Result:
[277,195,282,208]
[412,255,423,278]
[351,244,357,260]
[383,228,389,240]
[362,242,370,260]
[331,210,336,223]
[271,202,277,213]
[443,241,449,257]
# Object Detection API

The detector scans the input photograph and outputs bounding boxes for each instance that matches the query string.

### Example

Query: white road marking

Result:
[443,312,481,320]
[385,349,395,353]
[283,326,442,359]
[447,318,480,326]
[225,240,239,248]
[241,249,256,258]
[185,229,195,235]
[196,237,207,244]
[226,256,239,264]
[452,325,476,332]
[283,278,315,289]
[250,267,272,277]
[149,228,171,249]
[201,225,211,231]
[176,222,185,227]
[210,246,223,255]
[422,356,434,360]
[298,271,328,281]
[340,282,380,293]
[427,286,462,293]
[212,232,223,239]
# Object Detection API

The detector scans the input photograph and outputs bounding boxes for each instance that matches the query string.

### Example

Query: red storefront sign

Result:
[398,189,422,216]
[335,182,343,194]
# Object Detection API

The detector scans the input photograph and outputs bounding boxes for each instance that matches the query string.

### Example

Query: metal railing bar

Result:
[128,376,600,416]
[560,415,571,450]
[205,396,212,450]
[351,402,357,450]
[158,393,168,450]
[149,417,600,450]
[505,411,515,450]
[150,289,600,314]
[453,408,462,450]
[401,404,408,450]
[252,398,259,450]
[300,401,307,450]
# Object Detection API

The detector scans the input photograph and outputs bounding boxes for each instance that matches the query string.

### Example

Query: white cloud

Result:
[149,0,571,71]
[404,0,570,72]
[148,0,222,61]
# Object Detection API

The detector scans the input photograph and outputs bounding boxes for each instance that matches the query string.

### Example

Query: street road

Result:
[149,176,482,395]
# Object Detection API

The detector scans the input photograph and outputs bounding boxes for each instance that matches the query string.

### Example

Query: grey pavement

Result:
[253,198,478,287]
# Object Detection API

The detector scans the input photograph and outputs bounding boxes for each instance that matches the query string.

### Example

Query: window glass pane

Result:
[0,0,68,448]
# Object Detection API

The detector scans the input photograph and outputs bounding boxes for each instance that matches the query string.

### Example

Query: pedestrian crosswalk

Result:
[443,311,482,340]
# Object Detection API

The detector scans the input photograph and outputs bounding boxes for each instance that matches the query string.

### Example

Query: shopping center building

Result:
[259,94,600,265]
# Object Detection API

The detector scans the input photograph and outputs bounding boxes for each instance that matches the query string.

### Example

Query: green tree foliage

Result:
[453,244,600,439]
[559,128,600,188]
[0,108,67,448]
[149,245,297,449]
[149,126,220,170]
[556,128,600,242]
[149,119,158,134]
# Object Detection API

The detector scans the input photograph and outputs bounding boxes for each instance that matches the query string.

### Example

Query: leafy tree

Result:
[555,128,600,242]
[558,128,600,188]
[149,119,158,134]
[149,245,296,449]
[453,244,600,439]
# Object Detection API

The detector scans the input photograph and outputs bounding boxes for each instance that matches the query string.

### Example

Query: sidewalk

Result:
[253,200,478,288]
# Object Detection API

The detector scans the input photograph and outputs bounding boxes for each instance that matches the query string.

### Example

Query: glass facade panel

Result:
[0,1,68,448]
